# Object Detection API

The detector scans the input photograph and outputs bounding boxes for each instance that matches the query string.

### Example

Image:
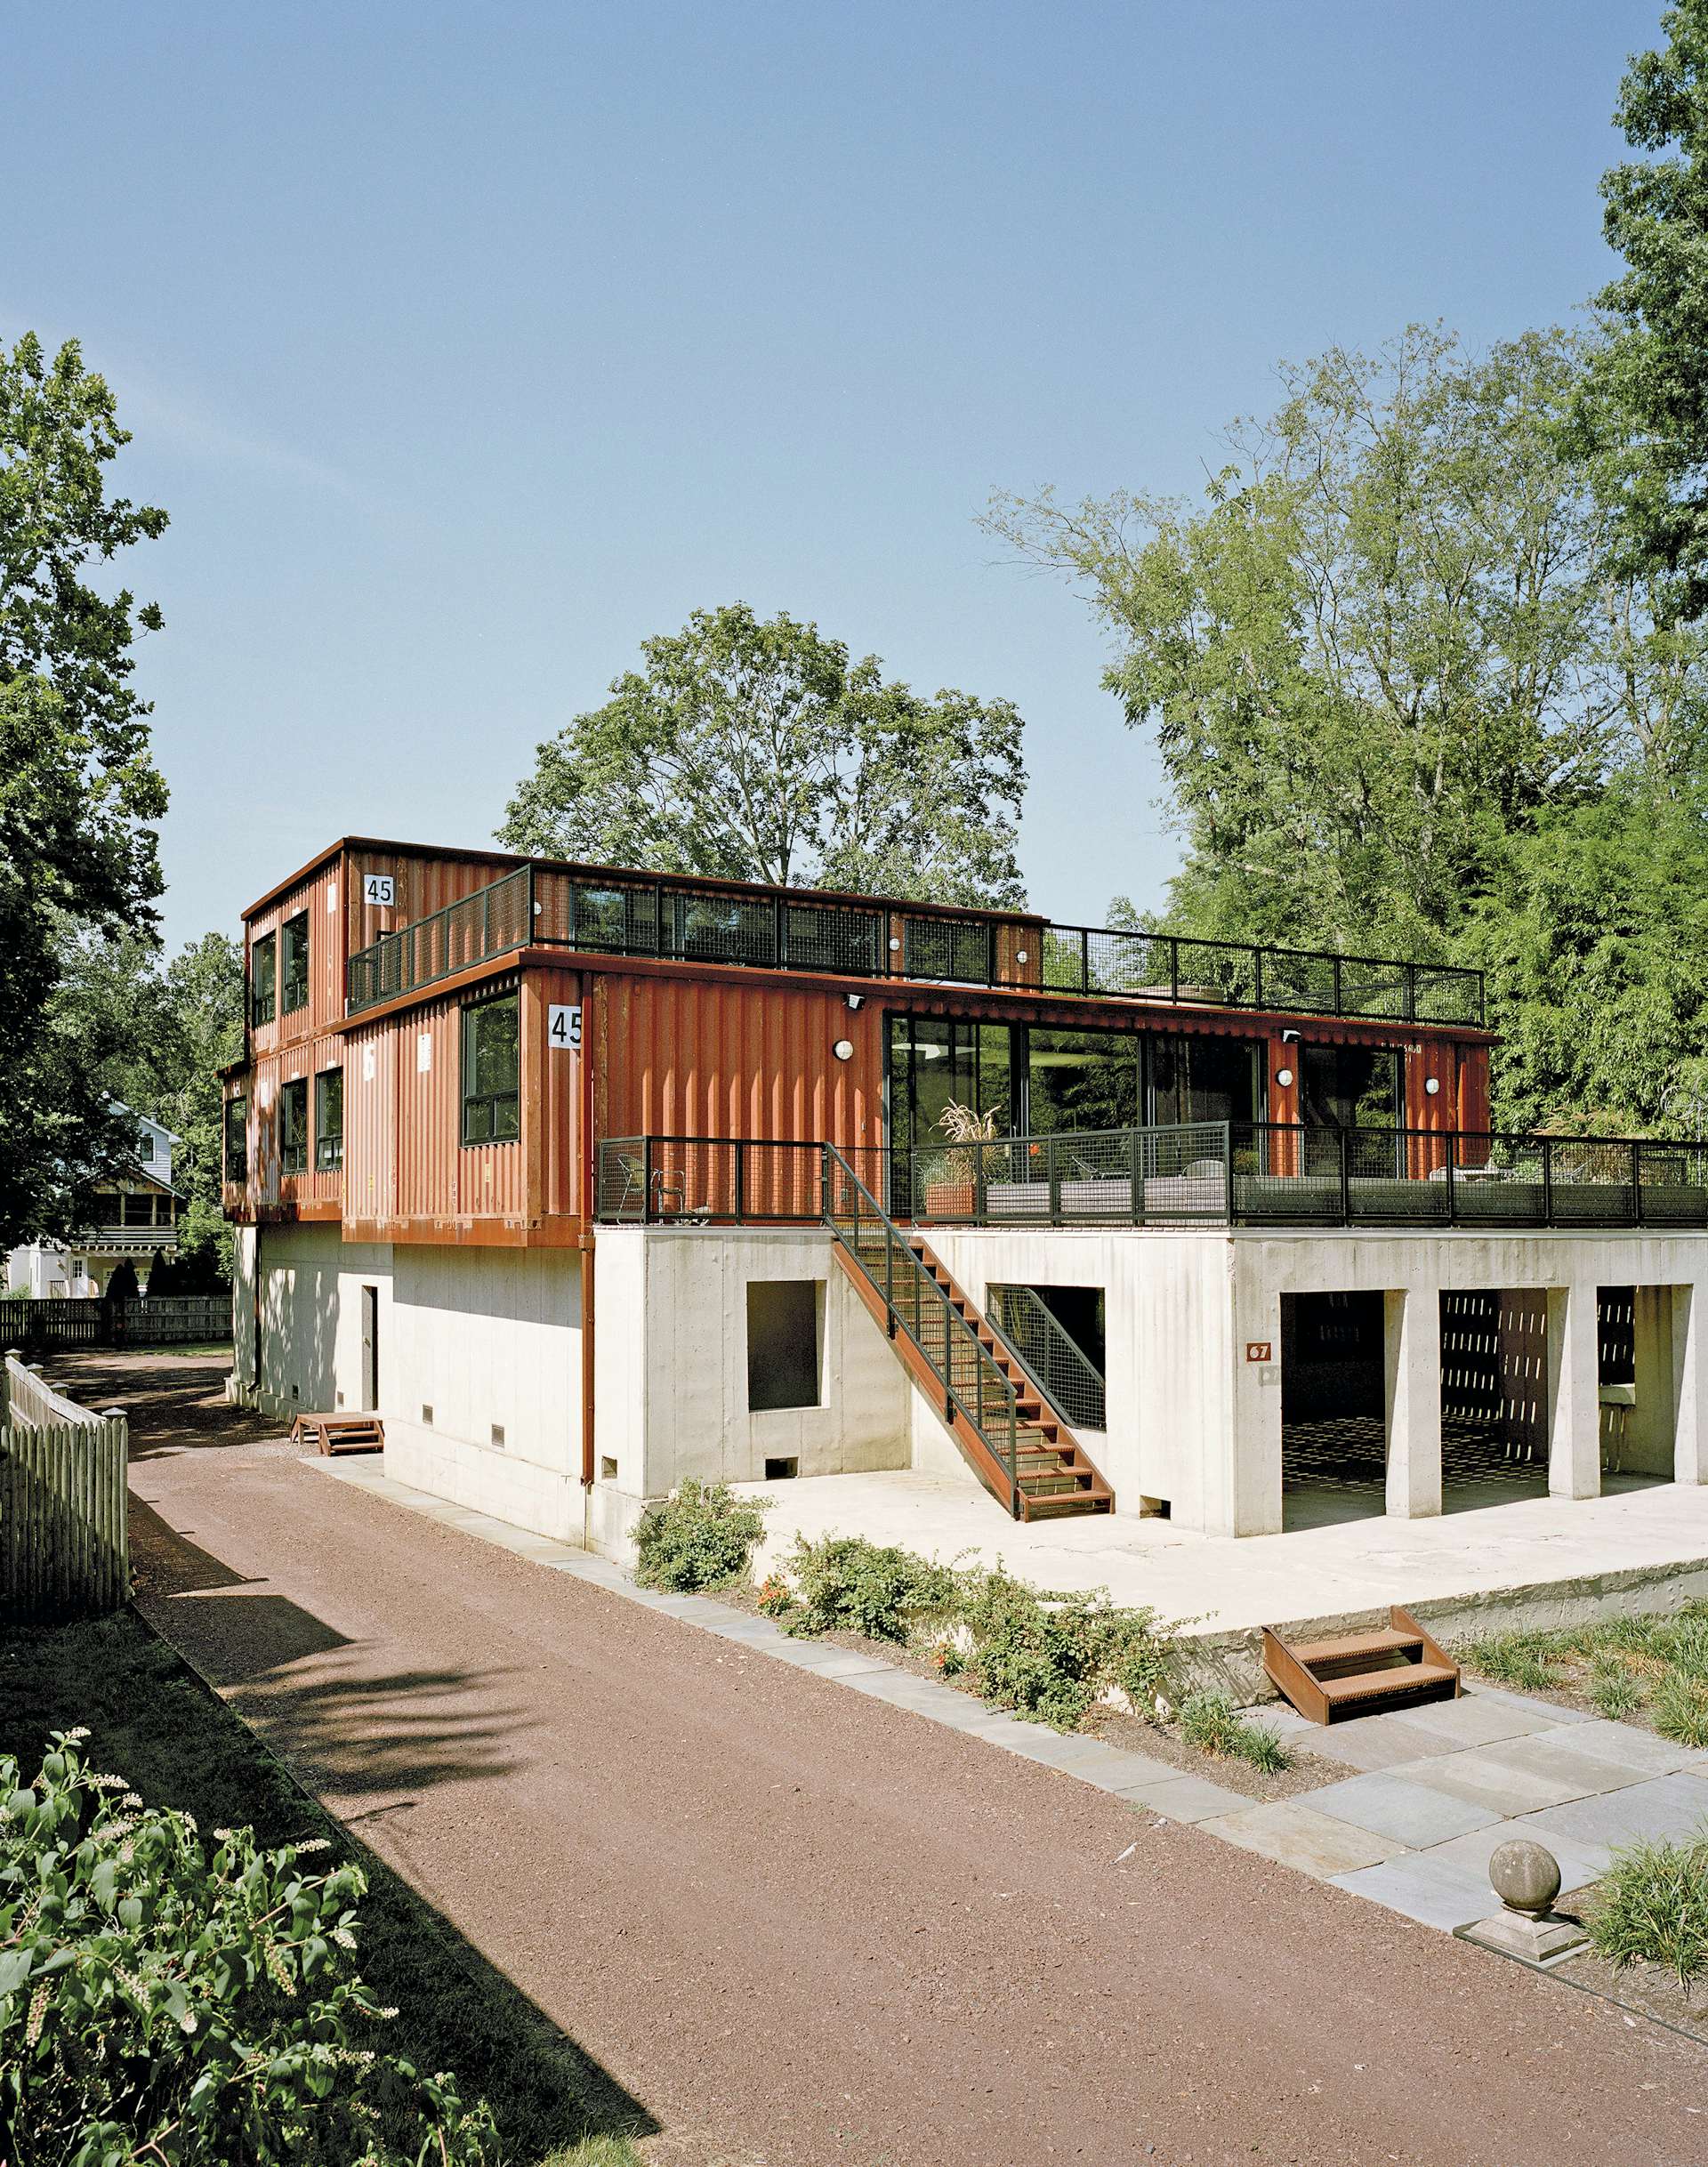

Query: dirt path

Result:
[71,1352,1708,2167]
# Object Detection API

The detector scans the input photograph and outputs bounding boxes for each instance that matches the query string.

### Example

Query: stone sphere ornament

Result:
[1488,1839,1561,1919]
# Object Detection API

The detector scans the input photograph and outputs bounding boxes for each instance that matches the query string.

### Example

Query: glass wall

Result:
[1301,1044,1402,1174]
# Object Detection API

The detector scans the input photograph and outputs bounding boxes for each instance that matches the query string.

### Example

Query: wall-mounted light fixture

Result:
[1016,948,1028,963]
[1424,1076,1441,1097]
[888,937,901,953]
[845,992,864,1011]
[833,1039,854,1062]
[1280,1027,1301,1045]
[1276,1067,1294,1090]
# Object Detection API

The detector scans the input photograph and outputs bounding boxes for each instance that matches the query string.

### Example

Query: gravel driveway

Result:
[70,1352,1708,2167]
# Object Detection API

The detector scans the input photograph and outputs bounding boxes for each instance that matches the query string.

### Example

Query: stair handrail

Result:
[985,1285,1107,1434]
[821,1143,1021,1516]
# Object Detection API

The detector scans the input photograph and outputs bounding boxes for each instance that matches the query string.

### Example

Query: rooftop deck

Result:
[342,859,1486,1027]
[596,1123,1708,1234]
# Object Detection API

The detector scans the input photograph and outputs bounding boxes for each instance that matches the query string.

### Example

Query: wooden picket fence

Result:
[0,1354,129,1620]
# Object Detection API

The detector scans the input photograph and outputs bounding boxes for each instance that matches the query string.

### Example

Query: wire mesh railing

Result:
[987,1285,1107,1432]
[593,1126,1708,1232]
[344,860,1486,1026]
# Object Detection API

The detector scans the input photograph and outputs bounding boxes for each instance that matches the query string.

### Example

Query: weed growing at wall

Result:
[777,1535,962,1643]
[633,1480,769,1591]
[0,1732,499,2165]
[1177,1692,1292,1773]
[1585,1830,1708,1986]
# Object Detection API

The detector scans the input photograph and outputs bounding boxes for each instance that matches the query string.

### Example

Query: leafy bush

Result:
[0,1732,497,2167]
[1178,1692,1292,1774]
[1584,1827,1708,1985]
[780,1535,961,1643]
[632,1480,769,1591]
[956,1574,1180,1732]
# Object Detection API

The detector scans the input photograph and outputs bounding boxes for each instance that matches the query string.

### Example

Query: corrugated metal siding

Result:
[247,859,345,1059]
[343,847,520,985]
[594,975,883,1154]
[345,1021,399,1223]
[530,967,586,1220]
[1456,1045,1492,1133]
[1406,1037,1457,1133]
[386,977,527,1224]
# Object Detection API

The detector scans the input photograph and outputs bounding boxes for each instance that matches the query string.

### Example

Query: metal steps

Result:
[1261,1605,1461,1724]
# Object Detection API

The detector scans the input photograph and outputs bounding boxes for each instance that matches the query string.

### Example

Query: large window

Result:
[279,1077,310,1174]
[281,912,310,1014]
[251,932,276,1026]
[1301,1044,1402,1175]
[1149,1034,1262,1130]
[315,1067,344,1171]
[462,991,520,1144]
[224,1096,247,1184]
[1026,1027,1143,1135]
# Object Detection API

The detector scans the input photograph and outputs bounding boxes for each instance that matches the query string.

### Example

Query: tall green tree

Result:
[1591,0,1708,620]
[984,325,1703,962]
[500,601,1028,906]
[0,331,168,1246]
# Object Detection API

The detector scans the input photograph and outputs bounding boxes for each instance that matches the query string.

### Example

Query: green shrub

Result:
[0,1732,497,2166]
[1177,1692,1292,1774]
[1456,1630,1563,1693]
[956,1574,1179,1732]
[1584,1827,1708,1985]
[780,1535,961,1643]
[632,1480,769,1591]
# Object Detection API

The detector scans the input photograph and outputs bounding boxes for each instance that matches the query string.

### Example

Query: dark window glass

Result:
[123,1191,152,1227]
[281,912,310,1014]
[251,933,276,1026]
[462,992,520,1144]
[224,1097,248,1184]
[1027,1027,1143,1135]
[279,1077,310,1174]
[138,1132,155,1161]
[1301,1044,1401,1174]
[315,1067,344,1171]
[1148,1035,1262,1129]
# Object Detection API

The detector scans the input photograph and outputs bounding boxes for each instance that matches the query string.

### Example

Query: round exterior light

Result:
[888,937,901,952]
[1424,1076,1441,1096]
[1017,948,1028,963]
[1276,1067,1293,1090]
[833,1038,855,1062]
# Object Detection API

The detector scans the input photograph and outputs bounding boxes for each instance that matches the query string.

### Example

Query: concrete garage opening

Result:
[1438,1291,1551,1510]
[1597,1285,1680,1494]
[1280,1292,1388,1529]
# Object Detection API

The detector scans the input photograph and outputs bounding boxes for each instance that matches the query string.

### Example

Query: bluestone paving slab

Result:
[1198,1800,1412,1878]
[1543,1719,1708,1779]
[1426,1818,1612,1889]
[1115,1773,1251,1821]
[1390,1748,1607,1817]
[1473,1731,1658,1798]
[1293,1714,1457,1772]
[1064,1747,1181,1793]
[1306,1772,1502,1848]
[1393,1694,1565,1750]
[967,1724,1118,1771]
[1464,1684,1596,1725]
[1329,1854,1503,1932]
[1522,1769,1708,1855]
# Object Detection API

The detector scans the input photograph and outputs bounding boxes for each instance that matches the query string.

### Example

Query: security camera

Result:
[1280,1027,1301,1044]
[845,993,864,1011]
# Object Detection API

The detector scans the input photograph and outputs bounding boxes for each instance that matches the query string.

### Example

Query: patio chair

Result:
[610,1152,687,1220]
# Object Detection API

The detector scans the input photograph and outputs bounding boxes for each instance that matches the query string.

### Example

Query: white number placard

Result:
[548,1003,583,1051]
[363,874,395,907]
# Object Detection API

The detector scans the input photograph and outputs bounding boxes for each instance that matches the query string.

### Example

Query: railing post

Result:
[884,1218,895,1331]
[1131,1127,1144,1224]
[973,1137,988,1222]
[1542,1135,1553,1227]
[1009,1388,1019,1518]
[1047,1133,1061,1222]
[1338,1127,1350,1225]
[733,1140,745,1223]
[642,1138,654,1225]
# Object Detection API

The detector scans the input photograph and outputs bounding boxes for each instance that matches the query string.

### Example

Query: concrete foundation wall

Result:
[238,1221,394,1422]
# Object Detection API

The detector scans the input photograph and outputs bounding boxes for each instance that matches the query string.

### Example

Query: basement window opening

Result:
[764,1456,799,1480]
[747,1280,823,1412]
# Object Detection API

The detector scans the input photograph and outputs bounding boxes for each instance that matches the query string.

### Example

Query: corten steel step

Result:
[290,1411,385,1456]
[1261,1605,1461,1725]
[829,1224,1113,1523]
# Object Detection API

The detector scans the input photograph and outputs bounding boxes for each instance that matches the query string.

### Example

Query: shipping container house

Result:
[223,838,1708,1556]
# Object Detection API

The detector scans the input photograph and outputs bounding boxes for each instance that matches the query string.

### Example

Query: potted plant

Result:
[922,1101,1008,1217]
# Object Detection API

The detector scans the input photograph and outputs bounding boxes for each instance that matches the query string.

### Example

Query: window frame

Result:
[279,1076,310,1176]
[315,1065,344,1172]
[224,1096,248,1185]
[251,932,277,1027]
[280,911,310,1016]
[460,989,520,1147]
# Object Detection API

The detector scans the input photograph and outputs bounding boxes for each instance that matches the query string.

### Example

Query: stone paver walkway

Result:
[312,1455,1708,1954]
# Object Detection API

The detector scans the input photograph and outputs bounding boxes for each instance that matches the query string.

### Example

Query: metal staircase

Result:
[823,1148,1114,1520]
[1262,1606,1461,1724]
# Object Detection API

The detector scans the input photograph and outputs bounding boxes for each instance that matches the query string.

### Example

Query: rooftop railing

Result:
[594,1124,1708,1234]
[345,861,1486,1026]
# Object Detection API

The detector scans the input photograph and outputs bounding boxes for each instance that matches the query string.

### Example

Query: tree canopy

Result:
[1591,0,1708,621]
[499,601,1028,906]
[0,332,170,1246]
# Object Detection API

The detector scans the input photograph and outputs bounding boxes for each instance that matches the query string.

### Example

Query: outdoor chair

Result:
[611,1152,688,1220]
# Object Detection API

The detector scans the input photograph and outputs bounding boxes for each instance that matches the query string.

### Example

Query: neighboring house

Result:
[220,837,1708,1563]
[5,1110,182,1298]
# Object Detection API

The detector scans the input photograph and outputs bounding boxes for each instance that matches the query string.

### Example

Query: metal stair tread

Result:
[1317,1661,1458,1705]
[1293,1626,1424,1667]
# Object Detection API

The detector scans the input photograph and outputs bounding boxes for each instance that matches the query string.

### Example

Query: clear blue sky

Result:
[4,2,1665,949]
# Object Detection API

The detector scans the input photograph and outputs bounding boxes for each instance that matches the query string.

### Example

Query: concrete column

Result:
[1384,1288,1442,1519]
[1546,1285,1600,1501]
[1672,1284,1708,1486]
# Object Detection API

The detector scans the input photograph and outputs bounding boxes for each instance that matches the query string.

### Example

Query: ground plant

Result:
[0,1732,498,2167]
[1176,1692,1292,1774]
[1583,1829,1708,1988]
[773,1533,962,1643]
[1457,1604,1708,1745]
[632,1479,769,1591]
